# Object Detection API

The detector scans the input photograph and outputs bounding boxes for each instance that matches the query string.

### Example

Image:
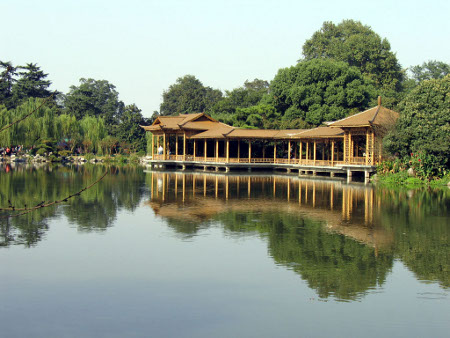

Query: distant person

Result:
[158,145,163,155]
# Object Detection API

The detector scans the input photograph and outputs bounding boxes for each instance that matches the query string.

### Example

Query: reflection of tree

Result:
[0,164,146,246]
[147,172,450,298]
[218,211,393,301]
[376,188,450,288]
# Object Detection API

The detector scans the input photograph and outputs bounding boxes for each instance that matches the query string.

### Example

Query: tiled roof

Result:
[189,123,234,139]
[142,105,398,139]
[293,127,344,138]
[328,106,399,128]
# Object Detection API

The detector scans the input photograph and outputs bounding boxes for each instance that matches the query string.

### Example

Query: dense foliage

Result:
[384,75,450,175]
[270,59,376,126]
[160,75,222,116]
[302,20,403,94]
[0,62,149,154]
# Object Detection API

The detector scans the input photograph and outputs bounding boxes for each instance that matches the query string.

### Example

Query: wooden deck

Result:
[144,156,376,182]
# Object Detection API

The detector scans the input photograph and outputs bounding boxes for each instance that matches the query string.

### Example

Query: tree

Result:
[63,78,124,126]
[0,61,17,109]
[302,20,404,92]
[234,104,280,129]
[384,75,450,172]
[211,78,269,115]
[115,104,147,152]
[12,63,52,104]
[270,59,376,126]
[410,60,450,83]
[160,75,222,115]
[79,115,107,153]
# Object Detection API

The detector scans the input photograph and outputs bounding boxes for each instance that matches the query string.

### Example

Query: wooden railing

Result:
[150,155,371,166]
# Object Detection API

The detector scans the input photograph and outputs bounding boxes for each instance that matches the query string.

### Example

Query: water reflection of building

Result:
[147,171,393,251]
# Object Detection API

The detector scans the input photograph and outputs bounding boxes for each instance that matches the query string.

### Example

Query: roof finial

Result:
[378,96,382,106]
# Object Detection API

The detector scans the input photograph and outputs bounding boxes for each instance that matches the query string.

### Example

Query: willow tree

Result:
[80,116,106,153]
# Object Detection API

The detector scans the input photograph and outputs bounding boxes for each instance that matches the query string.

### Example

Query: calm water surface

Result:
[0,164,448,338]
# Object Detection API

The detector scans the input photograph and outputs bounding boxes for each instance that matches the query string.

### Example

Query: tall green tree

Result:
[115,104,147,152]
[384,74,450,172]
[270,59,376,126]
[0,61,17,109]
[63,78,124,126]
[12,63,52,104]
[302,20,404,93]
[160,75,222,115]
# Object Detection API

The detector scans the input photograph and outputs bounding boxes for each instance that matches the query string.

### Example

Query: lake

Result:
[0,164,448,338]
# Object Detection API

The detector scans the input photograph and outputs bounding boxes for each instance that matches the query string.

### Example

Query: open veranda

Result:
[142,99,398,180]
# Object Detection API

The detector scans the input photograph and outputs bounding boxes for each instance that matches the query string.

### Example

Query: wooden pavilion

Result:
[142,99,398,178]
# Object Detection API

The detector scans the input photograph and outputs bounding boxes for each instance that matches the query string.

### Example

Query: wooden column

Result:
[349,131,353,163]
[262,143,265,159]
[226,139,230,163]
[248,140,251,162]
[306,141,309,164]
[193,139,196,161]
[156,136,160,157]
[237,140,240,161]
[175,134,178,157]
[365,128,369,165]
[151,134,155,158]
[331,140,335,166]
[183,133,186,160]
[299,142,302,164]
[313,140,316,165]
[204,139,207,161]
[288,140,291,164]
[215,139,219,162]
[274,141,277,163]
[163,133,166,160]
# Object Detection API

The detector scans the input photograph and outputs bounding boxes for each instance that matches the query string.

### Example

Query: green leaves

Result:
[270,59,376,126]
[302,20,403,92]
[63,78,125,126]
[160,75,222,115]
[384,75,450,175]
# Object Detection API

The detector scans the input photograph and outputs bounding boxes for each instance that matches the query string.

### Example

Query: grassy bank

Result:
[373,171,450,187]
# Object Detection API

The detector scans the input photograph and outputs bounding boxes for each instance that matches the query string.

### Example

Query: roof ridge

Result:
[369,105,382,124]
[329,106,376,125]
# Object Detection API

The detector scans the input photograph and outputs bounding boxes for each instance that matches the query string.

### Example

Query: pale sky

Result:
[3,0,449,117]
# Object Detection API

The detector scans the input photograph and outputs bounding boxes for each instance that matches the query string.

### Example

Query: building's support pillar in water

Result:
[347,169,353,183]
[364,170,370,184]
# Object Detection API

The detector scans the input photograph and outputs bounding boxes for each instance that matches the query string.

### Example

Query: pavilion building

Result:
[141,100,398,180]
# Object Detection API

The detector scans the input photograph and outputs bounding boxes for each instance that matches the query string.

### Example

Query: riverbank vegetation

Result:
[1,19,449,179]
